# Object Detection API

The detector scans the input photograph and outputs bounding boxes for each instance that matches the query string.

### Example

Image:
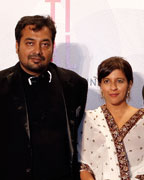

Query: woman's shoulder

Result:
[84,106,104,122]
[140,107,144,111]
[85,106,102,115]
[129,105,144,114]
[139,107,144,115]
[127,106,144,120]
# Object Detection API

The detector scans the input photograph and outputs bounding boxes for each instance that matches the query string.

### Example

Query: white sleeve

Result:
[77,111,96,170]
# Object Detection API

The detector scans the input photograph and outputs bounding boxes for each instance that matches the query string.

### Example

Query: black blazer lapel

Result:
[6,63,30,140]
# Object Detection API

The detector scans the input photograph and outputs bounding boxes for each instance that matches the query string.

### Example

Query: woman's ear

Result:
[128,80,133,90]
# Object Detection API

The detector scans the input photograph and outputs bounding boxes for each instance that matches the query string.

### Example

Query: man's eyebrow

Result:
[24,38,35,41]
[42,39,51,42]
[24,38,51,42]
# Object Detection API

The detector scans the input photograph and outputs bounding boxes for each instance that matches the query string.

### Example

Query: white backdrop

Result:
[0,0,144,109]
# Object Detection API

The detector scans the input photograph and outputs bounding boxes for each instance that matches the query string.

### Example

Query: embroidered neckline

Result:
[101,105,144,180]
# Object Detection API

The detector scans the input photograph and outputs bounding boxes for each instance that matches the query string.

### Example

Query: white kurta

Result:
[77,106,144,180]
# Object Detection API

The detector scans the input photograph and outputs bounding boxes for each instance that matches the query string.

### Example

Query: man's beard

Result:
[26,54,48,73]
[25,62,48,73]
[28,54,45,61]
[19,53,52,74]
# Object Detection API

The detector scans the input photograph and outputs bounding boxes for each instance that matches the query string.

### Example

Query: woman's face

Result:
[100,69,132,106]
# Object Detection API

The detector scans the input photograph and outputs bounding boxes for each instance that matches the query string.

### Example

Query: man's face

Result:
[16,25,54,76]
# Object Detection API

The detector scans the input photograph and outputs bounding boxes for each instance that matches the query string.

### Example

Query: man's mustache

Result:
[28,54,45,61]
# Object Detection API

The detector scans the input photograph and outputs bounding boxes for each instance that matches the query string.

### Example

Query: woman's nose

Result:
[110,82,117,90]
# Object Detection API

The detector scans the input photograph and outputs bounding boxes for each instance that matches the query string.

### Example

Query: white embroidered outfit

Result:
[77,105,144,180]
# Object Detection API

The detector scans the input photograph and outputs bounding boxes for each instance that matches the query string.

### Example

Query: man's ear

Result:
[16,41,19,54]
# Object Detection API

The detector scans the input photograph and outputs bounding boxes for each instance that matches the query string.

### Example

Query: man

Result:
[0,15,88,180]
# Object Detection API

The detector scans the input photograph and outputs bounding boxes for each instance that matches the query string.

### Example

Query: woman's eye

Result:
[103,79,109,84]
[117,79,124,83]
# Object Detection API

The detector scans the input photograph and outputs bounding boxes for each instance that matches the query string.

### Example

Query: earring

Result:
[101,90,104,99]
[127,90,130,100]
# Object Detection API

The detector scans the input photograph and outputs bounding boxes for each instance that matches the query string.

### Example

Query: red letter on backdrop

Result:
[45,0,61,20]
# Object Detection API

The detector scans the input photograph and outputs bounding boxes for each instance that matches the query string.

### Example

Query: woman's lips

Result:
[109,93,119,97]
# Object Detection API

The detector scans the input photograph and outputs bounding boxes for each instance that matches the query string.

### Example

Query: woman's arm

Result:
[80,163,95,180]
[80,170,95,180]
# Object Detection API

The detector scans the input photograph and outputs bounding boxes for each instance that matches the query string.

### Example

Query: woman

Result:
[77,57,144,180]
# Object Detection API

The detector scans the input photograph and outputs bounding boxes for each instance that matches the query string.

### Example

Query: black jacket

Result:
[0,62,88,180]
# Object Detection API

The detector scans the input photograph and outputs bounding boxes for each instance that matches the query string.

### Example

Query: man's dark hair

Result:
[97,56,133,85]
[15,15,56,44]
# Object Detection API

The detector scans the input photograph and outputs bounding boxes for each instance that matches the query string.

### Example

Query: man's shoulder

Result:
[0,65,16,79]
[50,62,87,84]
